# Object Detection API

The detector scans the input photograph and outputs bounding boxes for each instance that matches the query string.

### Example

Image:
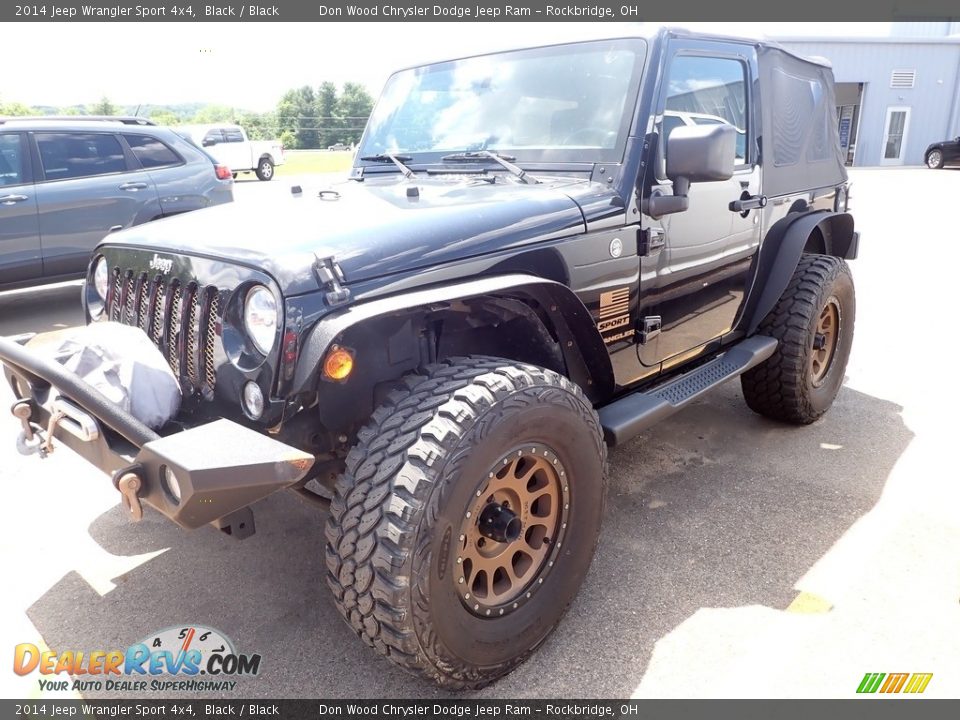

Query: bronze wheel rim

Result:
[456,444,569,617]
[811,297,840,387]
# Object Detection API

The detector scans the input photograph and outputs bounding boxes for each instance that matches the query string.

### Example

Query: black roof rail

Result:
[0,115,156,126]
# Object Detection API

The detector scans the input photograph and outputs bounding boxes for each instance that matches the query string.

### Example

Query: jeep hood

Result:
[102,177,593,295]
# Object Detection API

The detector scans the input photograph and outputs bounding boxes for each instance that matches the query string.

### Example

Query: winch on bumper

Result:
[0,333,314,539]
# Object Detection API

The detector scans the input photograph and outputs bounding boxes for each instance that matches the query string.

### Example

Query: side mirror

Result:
[202,138,217,147]
[648,124,737,218]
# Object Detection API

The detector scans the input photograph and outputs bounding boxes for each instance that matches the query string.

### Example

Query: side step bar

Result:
[599,335,778,446]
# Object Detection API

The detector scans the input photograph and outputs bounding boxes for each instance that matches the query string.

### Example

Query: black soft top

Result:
[664,28,847,196]
[756,44,847,196]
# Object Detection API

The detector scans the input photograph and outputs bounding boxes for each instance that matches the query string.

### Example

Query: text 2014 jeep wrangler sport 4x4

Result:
[1,28,858,687]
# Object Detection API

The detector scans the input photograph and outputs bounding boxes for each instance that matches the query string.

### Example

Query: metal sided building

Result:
[777,24,960,167]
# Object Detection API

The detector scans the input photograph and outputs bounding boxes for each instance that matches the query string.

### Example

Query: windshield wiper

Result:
[440,150,538,184]
[359,153,415,178]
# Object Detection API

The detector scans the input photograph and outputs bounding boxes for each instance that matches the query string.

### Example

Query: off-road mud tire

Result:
[324,356,607,688]
[741,254,855,424]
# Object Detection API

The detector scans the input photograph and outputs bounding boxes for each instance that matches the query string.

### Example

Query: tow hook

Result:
[41,408,66,457]
[12,402,42,456]
[113,468,145,522]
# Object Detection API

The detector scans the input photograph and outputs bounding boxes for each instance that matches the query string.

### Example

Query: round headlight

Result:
[93,257,109,300]
[243,285,278,355]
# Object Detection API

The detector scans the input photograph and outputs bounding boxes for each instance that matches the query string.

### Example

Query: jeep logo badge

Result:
[609,237,623,258]
[149,254,173,274]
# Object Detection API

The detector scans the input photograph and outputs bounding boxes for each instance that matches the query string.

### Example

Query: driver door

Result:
[639,40,761,369]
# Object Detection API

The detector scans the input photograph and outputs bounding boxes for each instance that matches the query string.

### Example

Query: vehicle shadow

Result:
[25,380,912,699]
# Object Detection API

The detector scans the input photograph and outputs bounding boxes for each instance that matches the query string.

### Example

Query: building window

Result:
[882,106,911,164]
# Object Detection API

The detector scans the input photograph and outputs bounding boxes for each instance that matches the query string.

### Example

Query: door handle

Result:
[118,182,148,191]
[0,194,28,205]
[729,194,767,212]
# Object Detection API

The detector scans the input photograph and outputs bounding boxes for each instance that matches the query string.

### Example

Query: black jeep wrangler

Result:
[1,28,858,688]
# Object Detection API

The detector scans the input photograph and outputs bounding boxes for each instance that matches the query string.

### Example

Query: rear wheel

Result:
[926,149,944,169]
[741,254,855,424]
[255,157,274,181]
[325,357,607,688]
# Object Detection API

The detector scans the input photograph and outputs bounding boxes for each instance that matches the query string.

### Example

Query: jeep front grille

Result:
[106,268,221,393]
[167,284,182,377]
[204,293,219,389]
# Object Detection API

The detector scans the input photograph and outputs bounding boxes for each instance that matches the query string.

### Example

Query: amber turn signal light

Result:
[323,346,354,381]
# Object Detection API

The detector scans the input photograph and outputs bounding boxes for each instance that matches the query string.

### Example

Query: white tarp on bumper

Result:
[42,322,181,430]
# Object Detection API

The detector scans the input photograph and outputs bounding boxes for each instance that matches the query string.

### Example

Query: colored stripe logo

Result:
[857,672,933,694]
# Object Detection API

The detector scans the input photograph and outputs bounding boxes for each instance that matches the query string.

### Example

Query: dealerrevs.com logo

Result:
[13,625,261,693]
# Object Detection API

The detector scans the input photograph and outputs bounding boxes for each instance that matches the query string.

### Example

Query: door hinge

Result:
[639,316,662,344]
[640,227,665,256]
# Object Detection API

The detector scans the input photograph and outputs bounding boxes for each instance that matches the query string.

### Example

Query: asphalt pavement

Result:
[0,168,957,699]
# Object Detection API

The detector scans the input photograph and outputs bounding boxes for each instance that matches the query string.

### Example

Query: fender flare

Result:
[291,274,614,402]
[743,211,855,335]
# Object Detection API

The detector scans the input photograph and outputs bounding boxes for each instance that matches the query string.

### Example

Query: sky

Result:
[4,22,894,112]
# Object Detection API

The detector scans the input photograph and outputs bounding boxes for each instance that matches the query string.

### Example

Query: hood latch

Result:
[314,256,351,307]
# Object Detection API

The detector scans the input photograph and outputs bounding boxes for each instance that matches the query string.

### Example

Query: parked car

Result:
[327,143,350,152]
[923,136,960,168]
[1,29,857,688]
[0,116,233,291]
[176,124,285,181]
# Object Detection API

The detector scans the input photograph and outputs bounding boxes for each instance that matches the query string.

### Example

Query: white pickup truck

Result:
[177,124,285,181]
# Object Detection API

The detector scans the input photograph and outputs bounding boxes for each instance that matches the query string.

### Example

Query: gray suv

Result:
[0,117,233,291]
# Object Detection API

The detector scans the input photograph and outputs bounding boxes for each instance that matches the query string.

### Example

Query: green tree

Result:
[237,111,277,140]
[190,104,236,124]
[335,82,374,145]
[57,106,84,116]
[276,86,319,149]
[89,96,116,115]
[316,81,340,147]
[149,110,180,126]
[279,129,296,150]
[275,90,300,148]
[0,100,35,116]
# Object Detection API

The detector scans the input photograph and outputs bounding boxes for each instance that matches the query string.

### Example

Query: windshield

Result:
[358,38,646,166]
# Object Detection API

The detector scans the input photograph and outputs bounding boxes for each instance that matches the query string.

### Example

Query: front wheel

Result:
[255,157,274,180]
[926,149,944,169]
[325,357,607,688]
[741,254,855,424]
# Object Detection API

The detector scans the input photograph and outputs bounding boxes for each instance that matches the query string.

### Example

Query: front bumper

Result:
[0,333,314,537]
